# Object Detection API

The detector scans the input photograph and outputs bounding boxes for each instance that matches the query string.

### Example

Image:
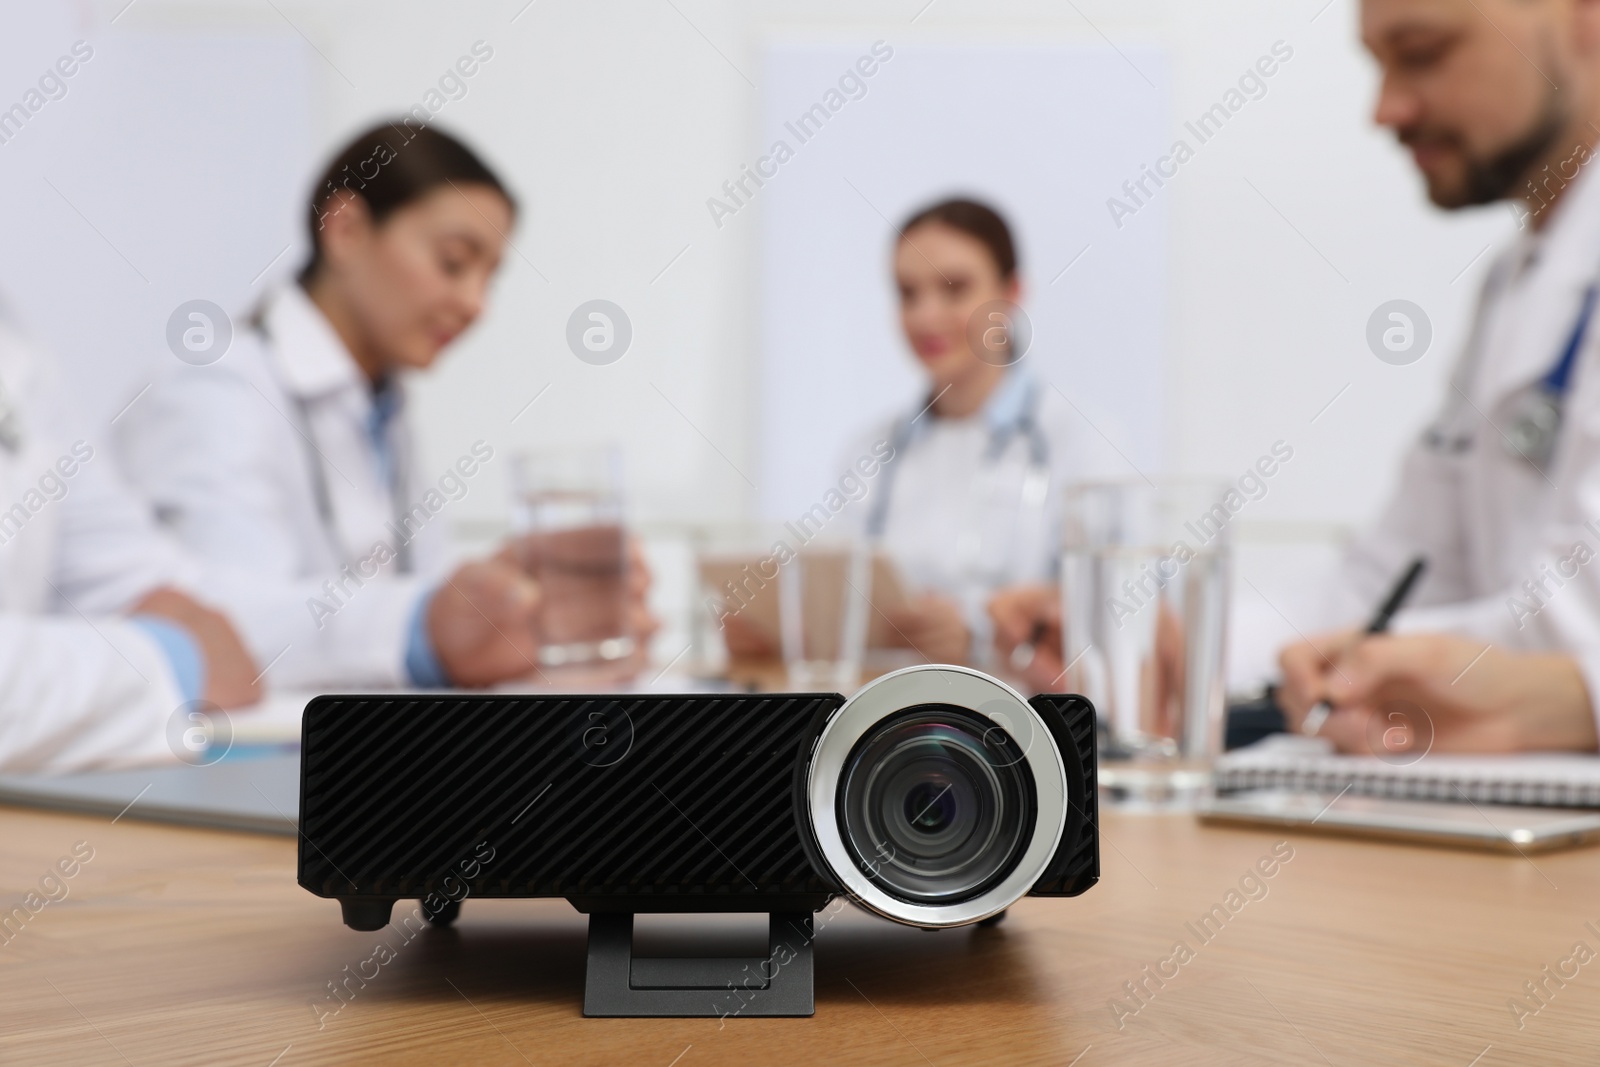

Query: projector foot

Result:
[425,898,461,927]
[582,912,814,1018]
[338,897,396,931]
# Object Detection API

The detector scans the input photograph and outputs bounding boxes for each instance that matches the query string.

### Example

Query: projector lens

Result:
[904,781,955,833]
[838,707,1036,904]
[808,664,1069,927]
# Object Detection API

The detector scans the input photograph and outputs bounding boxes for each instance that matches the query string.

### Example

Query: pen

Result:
[1300,556,1427,737]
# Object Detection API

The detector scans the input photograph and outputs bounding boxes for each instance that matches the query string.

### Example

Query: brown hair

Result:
[898,197,1017,279]
[299,120,515,282]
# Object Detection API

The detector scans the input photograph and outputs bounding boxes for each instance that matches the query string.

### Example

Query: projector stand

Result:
[582,911,814,1018]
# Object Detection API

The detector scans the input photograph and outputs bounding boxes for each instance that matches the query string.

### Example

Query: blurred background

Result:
[0,0,1515,681]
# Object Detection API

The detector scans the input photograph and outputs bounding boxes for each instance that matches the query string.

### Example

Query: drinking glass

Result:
[778,537,873,691]
[1059,480,1233,779]
[697,527,873,691]
[510,446,633,670]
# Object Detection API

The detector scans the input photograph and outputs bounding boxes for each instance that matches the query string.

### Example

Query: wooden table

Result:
[2,802,1597,1066]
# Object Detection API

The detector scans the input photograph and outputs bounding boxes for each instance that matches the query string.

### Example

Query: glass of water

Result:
[1059,480,1232,778]
[510,446,634,671]
[778,537,874,691]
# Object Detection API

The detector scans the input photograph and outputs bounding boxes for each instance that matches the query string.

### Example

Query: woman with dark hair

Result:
[119,120,652,690]
[847,196,1117,668]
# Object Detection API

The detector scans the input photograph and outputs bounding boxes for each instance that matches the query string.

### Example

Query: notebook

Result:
[1213,735,1600,808]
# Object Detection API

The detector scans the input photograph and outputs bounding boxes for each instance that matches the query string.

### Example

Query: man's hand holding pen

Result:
[1277,631,1598,755]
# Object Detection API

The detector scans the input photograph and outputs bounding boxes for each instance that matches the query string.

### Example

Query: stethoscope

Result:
[0,380,22,454]
[0,309,27,454]
[864,375,1051,543]
[1502,279,1597,470]
[1428,260,1597,471]
[249,309,414,575]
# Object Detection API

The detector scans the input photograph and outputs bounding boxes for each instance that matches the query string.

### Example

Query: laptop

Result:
[0,752,299,835]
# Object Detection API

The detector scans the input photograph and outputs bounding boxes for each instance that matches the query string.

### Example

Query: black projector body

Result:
[298,665,1097,1014]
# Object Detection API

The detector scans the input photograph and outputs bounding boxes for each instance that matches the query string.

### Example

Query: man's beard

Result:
[1400,87,1567,208]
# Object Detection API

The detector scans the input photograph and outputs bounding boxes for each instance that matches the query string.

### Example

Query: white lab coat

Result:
[1320,159,1600,709]
[846,370,1127,657]
[0,321,190,772]
[118,285,453,690]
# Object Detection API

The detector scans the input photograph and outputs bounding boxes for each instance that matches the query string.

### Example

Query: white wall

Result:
[0,4,312,423]
[6,0,1518,651]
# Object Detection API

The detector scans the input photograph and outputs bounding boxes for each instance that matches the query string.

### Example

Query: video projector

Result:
[297,665,1098,1017]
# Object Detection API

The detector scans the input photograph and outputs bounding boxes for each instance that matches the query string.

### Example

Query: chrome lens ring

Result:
[807,665,1068,928]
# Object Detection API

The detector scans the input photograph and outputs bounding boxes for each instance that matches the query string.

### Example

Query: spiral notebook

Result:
[1213,735,1600,808]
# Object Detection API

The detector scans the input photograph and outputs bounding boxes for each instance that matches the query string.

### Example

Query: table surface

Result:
[3,800,1598,1066]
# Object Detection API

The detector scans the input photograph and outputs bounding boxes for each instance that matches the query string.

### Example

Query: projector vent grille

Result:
[298,692,843,902]
[1026,693,1099,896]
